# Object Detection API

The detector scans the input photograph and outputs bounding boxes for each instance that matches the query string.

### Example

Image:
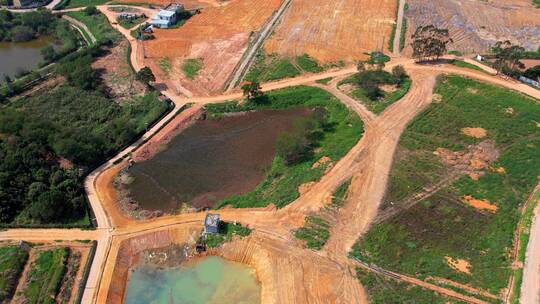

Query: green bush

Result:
[296,54,323,73]
[182,58,203,80]
[204,222,252,248]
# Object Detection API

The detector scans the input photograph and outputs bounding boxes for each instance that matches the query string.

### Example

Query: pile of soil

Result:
[434,140,499,180]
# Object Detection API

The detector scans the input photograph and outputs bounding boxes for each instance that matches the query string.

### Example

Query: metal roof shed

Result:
[204,213,220,234]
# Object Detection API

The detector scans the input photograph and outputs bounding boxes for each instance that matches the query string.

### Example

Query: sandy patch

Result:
[380,84,397,93]
[494,166,506,174]
[298,182,317,195]
[434,140,499,180]
[462,195,498,213]
[312,156,331,169]
[445,256,471,274]
[467,88,478,94]
[432,93,442,103]
[461,127,487,138]
[505,107,514,115]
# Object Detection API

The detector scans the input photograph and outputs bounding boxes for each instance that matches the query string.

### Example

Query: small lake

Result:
[0,36,53,80]
[125,256,261,304]
[126,107,310,212]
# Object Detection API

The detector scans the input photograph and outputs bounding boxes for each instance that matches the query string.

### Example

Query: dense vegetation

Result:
[24,248,68,304]
[245,52,324,83]
[293,216,330,250]
[340,66,410,113]
[0,46,169,226]
[0,246,29,302]
[66,10,121,42]
[206,86,364,209]
[351,75,540,294]
[204,222,252,248]
[356,268,465,304]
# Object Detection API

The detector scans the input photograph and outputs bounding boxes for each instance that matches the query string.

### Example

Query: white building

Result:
[151,4,184,29]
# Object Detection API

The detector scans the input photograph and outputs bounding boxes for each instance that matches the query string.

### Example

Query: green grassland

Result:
[207,86,364,209]
[66,11,121,42]
[244,52,324,83]
[356,268,466,304]
[182,58,203,80]
[24,248,69,304]
[0,246,29,302]
[351,75,540,295]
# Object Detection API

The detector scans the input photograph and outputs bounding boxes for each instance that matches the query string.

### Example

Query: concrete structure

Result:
[204,213,220,234]
[150,3,184,29]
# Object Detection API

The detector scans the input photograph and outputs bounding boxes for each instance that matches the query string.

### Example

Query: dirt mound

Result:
[405,0,540,54]
[312,156,331,169]
[264,0,396,63]
[462,195,498,213]
[434,140,499,180]
[461,127,487,138]
[445,256,471,274]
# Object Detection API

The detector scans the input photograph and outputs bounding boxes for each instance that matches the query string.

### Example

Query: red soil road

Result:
[265,0,397,63]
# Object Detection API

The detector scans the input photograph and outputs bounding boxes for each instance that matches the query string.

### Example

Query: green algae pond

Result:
[124,256,261,304]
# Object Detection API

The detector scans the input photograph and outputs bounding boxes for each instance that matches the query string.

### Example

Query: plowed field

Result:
[264,0,396,63]
[405,0,540,54]
[142,0,282,96]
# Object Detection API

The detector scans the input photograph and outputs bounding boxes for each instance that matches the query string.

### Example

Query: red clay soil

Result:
[141,0,283,96]
[265,0,397,63]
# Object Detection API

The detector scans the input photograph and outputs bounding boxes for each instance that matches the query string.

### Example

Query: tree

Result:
[275,132,310,165]
[356,61,366,73]
[83,6,99,15]
[411,25,453,62]
[136,67,156,85]
[241,81,263,101]
[523,65,540,81]
[392,65,408,81]
[491,40,525,75]
[3,75,13,94]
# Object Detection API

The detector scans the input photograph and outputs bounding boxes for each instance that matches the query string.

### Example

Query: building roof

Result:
[157,10,176,18]
[205,213,220,230]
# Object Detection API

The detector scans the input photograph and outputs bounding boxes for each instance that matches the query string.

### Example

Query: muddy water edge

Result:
[118,107,311,215]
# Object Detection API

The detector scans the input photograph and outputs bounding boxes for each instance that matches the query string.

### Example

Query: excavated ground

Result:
[141,0,282,96]
[264,0,396,63]
[404,0,540,54]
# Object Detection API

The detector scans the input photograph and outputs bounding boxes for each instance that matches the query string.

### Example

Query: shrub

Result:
[11,25,35,42]
[83,6,98,15]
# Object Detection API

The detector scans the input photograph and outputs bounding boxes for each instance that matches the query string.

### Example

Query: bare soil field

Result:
[141,0,282,96]
[404,0,540,54]
[264,0,396,63]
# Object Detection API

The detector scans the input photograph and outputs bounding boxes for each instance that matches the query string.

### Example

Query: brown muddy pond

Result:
[125,107,311,212]
[0,36,53,80]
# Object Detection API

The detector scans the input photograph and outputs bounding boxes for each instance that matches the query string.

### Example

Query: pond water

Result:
[125,256,261,304]
[126,107,310,212]
[0,36,52,80]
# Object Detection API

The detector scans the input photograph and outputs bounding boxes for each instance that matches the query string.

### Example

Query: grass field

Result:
[24,248,69,304]
[118,16,146,29]
[351,75,540,295]
[356,268,466,304]
[66,11,121,42]
[207,86,364,209]
[245,52,324,83]
[0,246,28,302]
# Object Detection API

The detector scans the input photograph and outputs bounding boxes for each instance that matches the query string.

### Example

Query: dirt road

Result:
[521,197,540,304]
[392,0,406,56]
